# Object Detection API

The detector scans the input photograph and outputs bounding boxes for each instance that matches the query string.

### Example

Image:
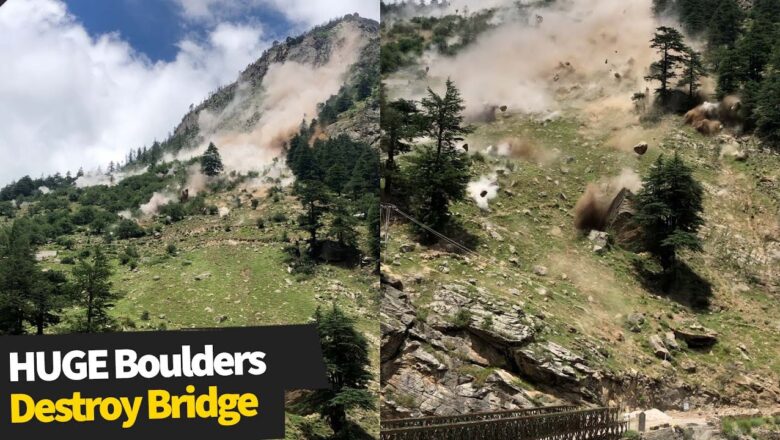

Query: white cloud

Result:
[0,0,269,183]
[174,0,379,28]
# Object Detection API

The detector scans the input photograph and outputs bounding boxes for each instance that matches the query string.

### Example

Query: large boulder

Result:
[649,334,670,360]
[672,325,718,348]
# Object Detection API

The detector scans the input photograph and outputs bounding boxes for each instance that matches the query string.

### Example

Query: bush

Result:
[453,309,472,328]
[159,202,185,222]
[206,205,219,215]
[251,198,259,209]
[61,256,75,265]
[166,243,177,256]
[256,218,265,229]
[270,212,287,223]
[116,219,145,239]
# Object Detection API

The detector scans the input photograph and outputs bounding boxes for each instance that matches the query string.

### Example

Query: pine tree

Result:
[30,270,72,335]
[298,305,374,437]
[328,198,358,247]
[73,246,119,332]
[366,202,381,268]
[380,95,422,195]
[420,78,473,159]
[294,179,329,252]
[645,26,687,107]
[678,47,708,102]
[406,79,472,240]
[708,0,743,48]
[716,47,744,97]
[755,69,780,147]
[325,163,348,195]
[634,154,705,272]
[345,148,379,200]
[200,142,224,177]
[0,220,38,335]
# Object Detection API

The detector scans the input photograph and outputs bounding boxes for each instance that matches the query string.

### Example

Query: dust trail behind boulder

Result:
[573,168,642,231]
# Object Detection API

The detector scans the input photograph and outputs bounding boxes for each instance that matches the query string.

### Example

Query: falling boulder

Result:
[633,142,648,155]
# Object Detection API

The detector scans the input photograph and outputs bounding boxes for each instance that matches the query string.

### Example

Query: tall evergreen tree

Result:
[708,0,743,48]
[30,270,72,335]
[200,142,224,177]
[73,246,119,332]
[294,179,329,252]
[380,94,422,195]
[0,220,38,335]
[645,26,687,106]
[299,305,374,438]
[420,78,473,159]
[634,154,705,272]
[328,198,358,247]
[366,202,381,269]
[755,68,780,146]
[406,79,472,240]
[678,47,708,102]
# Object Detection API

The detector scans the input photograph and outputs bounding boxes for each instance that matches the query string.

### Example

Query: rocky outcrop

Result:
[672,324,718,349]
[380,282,612,418]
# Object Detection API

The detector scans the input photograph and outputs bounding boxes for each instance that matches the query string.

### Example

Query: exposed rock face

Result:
[380,283,605,418]
[170,14,379,147]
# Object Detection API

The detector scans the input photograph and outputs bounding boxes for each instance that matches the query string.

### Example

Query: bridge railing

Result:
[381,405,578,430]
[380,407,627,440]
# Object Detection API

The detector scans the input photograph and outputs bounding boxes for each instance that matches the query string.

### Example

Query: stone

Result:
[532,265,548,276]
[633,142,648,155]
[194,272,211,281]
[672,325,718,348]
[664,332,680,351]
[588,230,609,253]
[400,243,416,253]
[627,313,645,332]
[649,334,670,359]
[215,315,228,323]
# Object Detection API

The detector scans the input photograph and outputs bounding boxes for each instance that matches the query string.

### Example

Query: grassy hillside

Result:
[382,108,780,410]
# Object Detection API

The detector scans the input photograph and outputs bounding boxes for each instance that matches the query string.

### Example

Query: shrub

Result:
[166,243,177,256]
[270,212,287,223]
[256,218,265,229]
[116,219,145,239]
[159,202,185,222]
[453,309,472,328]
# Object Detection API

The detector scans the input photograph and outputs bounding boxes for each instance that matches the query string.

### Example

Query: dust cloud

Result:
[389,0,661,122]
[467,174,499,210]
[573,168,642,231]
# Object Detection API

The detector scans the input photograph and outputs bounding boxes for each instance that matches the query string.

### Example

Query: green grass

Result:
[385,111,780,396]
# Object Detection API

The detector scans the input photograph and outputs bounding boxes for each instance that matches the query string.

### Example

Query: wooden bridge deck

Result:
[381,406,627,440]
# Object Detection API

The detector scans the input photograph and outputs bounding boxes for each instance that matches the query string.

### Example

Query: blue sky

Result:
[0,0,379,183]
[63,0,296,62]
